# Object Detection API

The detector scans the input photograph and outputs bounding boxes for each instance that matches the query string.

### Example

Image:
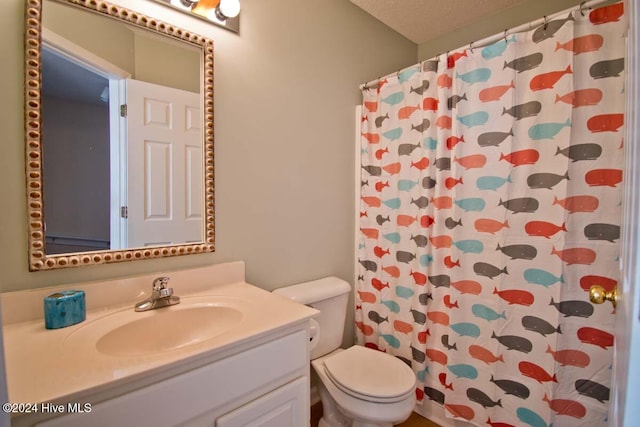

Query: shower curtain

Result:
[356,3,626,427]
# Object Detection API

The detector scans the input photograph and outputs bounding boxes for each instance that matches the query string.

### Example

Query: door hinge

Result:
[120,206,128,219]
[120,104,127,117]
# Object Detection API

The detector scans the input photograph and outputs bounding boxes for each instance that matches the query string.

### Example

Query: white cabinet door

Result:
[216,377,308,427]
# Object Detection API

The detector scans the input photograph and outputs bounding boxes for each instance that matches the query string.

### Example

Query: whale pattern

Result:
[356,4,624,427]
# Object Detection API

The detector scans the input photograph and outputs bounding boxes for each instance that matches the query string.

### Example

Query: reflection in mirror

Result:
[41,43,112,254]
[25,0,215,271]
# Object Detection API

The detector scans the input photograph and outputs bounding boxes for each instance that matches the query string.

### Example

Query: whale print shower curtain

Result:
[356,3,626,427]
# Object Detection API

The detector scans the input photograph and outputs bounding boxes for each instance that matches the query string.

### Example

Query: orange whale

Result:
[530,65,572,91]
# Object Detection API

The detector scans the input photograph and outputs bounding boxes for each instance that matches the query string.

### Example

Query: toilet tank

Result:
[273,277,351,359]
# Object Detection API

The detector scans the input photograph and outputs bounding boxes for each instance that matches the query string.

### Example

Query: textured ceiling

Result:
[350,0,531,44]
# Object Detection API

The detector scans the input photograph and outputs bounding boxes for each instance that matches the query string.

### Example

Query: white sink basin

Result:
[65,296,244,357]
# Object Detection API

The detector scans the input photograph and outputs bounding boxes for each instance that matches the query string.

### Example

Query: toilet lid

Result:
[323,346,415,402]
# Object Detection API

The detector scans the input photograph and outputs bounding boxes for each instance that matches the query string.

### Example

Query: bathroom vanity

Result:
[2,262,318,426]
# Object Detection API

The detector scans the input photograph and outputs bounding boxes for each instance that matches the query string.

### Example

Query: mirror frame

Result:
[24,0,215,271]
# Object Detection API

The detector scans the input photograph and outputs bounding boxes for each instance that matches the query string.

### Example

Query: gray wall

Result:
[42,96,111,244]
[418,0,588,61]
[0,0,416,343]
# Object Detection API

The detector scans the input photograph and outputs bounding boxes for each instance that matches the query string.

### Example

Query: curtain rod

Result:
[360,0,618,90]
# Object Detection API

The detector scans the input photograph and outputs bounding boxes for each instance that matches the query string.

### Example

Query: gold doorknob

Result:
[589,285,617,308]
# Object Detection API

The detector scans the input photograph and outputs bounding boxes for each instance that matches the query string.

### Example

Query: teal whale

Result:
[528,119,571,140]
[482,35,517,59]
[458,111,489,127]
[456,68,491,84]
[453,240,484,254]
[477,175,511,191]
[423,137,438,150]
[417,367,430,382]
[398,180,419,191]
[398,67,419,83]
[395,286,414,299]
[455,198,486,212]
[517,407,548,427]
[381,300,400,313]
[383,232,401,244]
[382,198,401,209]
[419,254,434,267]
[382,127,403,141]
[380,333,401,348]
[524,268,564,287]
[448,364,479,379]
[450,322,481,338]
[472,304,507,321]
[381,92,404,105]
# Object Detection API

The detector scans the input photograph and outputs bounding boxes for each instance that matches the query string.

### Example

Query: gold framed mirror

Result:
[24,0,215,271]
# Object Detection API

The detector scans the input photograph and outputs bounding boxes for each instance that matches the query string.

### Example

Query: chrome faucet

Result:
[134,276,181,312]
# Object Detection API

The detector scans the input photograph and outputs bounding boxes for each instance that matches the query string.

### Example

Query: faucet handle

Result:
[152,276,170,291]
[157,287,173,298]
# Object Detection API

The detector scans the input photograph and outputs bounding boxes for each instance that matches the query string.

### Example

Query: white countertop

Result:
[2,262,318,406]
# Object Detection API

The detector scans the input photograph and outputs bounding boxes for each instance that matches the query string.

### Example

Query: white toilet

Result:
[274,277,416,427]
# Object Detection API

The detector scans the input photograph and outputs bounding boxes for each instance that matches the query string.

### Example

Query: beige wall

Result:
[134,32,201,93]
[43,1,136,74]
[0,0,416,344]
[44,1,201,93]
[418,0,589,61]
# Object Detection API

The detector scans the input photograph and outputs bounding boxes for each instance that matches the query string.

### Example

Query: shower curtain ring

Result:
[504,29,508,42]
[580,1,586,16]
[543,16,548,30]
[469,42,474,53]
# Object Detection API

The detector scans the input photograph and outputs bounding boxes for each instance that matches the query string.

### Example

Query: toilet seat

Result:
[322,346,415,403]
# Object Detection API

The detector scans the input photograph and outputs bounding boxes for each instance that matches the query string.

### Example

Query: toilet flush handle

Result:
[308,318,320,352]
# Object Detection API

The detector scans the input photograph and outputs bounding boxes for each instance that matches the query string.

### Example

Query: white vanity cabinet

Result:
[4,263,318,427]
[27,329,310,427]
